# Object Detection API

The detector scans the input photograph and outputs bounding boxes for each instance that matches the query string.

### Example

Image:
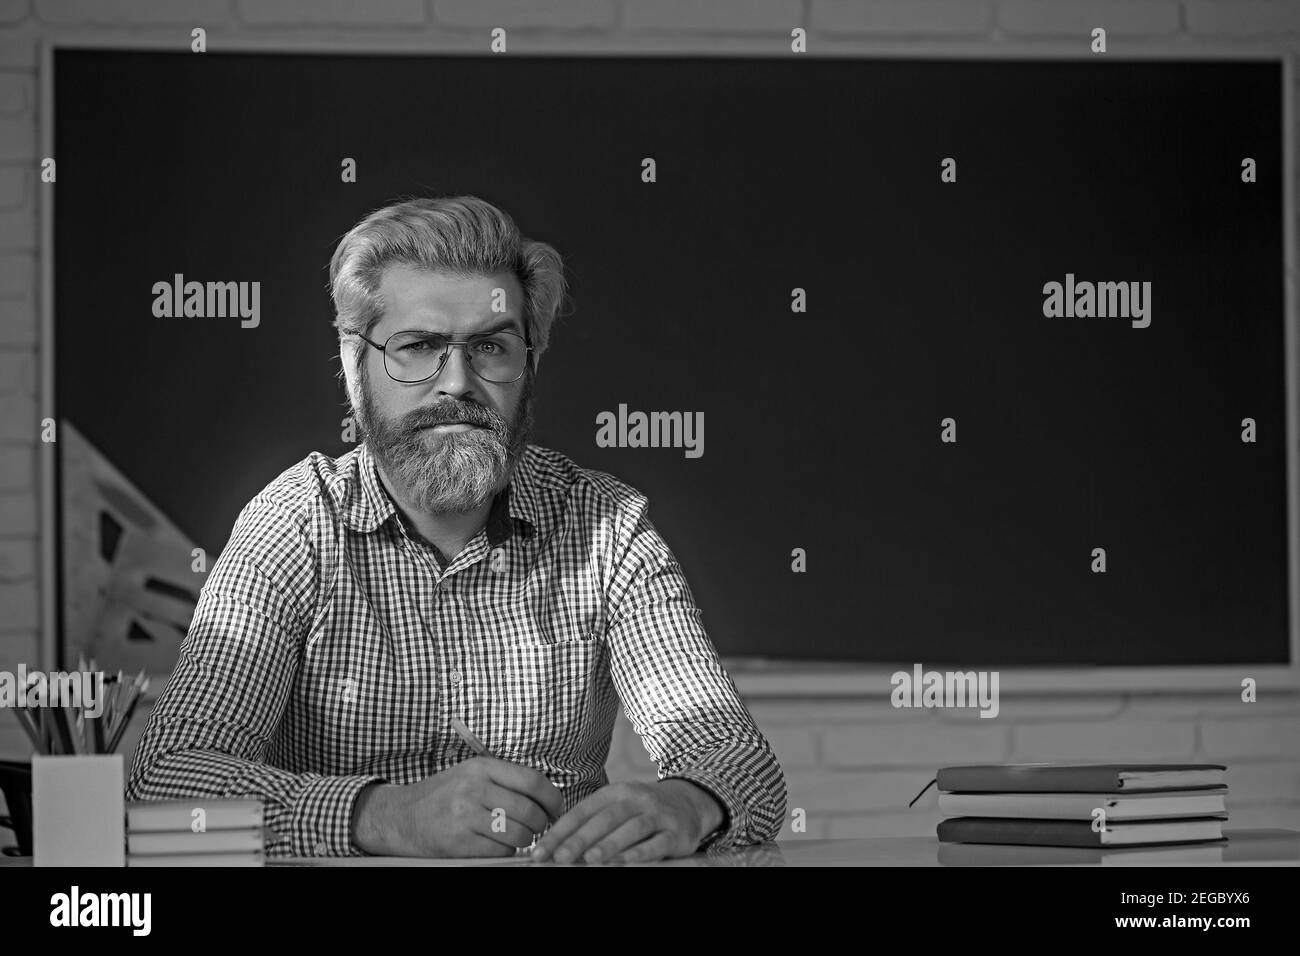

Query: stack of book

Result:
[125,798,267,867]
[935,763,1229,849]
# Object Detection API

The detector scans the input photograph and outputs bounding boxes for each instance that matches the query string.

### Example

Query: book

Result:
[936,764,1226,794]
[126,828,265,855]
[937,787,1228,821]
[126,798,264,833]
[937,816,1227,848]
[937,841,1227,866]
[128,851,264,867]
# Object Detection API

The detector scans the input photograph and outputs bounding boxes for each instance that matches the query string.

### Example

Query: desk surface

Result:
[266,829,1300,867]
[4,830,1297,867]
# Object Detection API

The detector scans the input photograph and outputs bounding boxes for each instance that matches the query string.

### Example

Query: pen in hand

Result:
[448,715,491,757]
[448,716,544,857]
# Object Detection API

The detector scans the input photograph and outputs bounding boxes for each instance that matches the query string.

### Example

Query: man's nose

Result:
[431,343,476,396]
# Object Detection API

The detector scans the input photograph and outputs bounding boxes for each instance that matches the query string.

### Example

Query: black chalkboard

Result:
[54,49,1293,667]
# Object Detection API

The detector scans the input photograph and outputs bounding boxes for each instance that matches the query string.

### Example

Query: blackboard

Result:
[53,49,1294,668]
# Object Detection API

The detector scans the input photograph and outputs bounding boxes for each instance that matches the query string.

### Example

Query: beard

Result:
[354,366,534,515]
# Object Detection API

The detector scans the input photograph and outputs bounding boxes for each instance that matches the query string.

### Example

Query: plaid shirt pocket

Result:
[494,637,602,764]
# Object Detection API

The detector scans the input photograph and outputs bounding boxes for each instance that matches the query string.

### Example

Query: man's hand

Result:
[351,757,564,857]
[531,779,725,864]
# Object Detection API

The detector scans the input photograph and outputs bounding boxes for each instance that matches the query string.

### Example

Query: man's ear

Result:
[340,336,365,412]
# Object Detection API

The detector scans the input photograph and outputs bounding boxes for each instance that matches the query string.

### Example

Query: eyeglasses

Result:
[355,329,534,385]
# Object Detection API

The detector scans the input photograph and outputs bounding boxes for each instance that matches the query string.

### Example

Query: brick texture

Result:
[237,0,425,28]
[34,0,232,26]
[436,0,615,30]
[813,0,993,37]
[1185,0,1300,36]
[999,0,1181,37]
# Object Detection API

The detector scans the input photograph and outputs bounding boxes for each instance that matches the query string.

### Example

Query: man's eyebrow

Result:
[407,318,523,335]
[479,318,524,334]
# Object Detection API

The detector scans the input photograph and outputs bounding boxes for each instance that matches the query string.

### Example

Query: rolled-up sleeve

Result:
[125,496,384,857]
[603,503,787,849]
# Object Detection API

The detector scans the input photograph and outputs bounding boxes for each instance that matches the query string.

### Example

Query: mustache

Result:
[402,401,502,432]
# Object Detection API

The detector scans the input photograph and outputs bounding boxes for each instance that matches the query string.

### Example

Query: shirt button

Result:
[450,669,462,685]
[315,841,327,855]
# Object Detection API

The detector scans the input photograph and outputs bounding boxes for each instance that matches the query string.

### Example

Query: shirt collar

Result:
[343,442,538,544]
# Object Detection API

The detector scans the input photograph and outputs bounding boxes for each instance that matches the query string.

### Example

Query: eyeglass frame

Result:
[353,327,535,385]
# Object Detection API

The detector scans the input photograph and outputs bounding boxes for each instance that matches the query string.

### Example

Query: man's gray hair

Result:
[329,195,567,408]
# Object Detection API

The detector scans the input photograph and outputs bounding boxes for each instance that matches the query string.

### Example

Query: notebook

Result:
[937,787,1228,820]
[126,828,266,855]
[937,816,1227,847]
[126,798,264,832]
[936,763,1227,793]
[128,851,264,867]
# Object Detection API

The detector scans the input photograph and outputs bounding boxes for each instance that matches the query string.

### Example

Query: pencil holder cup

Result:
[32,754,125,866]
[0,759,33,856]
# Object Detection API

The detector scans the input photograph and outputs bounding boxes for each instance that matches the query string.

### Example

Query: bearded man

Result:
[127,196,786,864]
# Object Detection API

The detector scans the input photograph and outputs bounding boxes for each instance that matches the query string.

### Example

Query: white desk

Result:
[265,829,1300,867]
[4,829,1295,867]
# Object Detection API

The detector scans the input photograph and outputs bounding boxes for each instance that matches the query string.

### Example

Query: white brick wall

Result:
[0,298,34,346]
[997,1,1182,38]
[0,349,33,394]
[1185,0,1300,36]
[0,1,1297,853]
[238,0,427,29]
[0,443,33,490]
[624,0,799,33]
[609,694,1300,839]
[0,253,33,297]
[436,0,616,31]
[33,0,232,27]
[812,1,994,37]
[0,3,29,28]
[0,494,35,534]
[0,167,26,208]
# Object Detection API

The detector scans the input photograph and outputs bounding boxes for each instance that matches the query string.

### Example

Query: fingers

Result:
[543,801,638,865]
[476,802,540,850]
[531,789,612,862]
[528,782,696,864]
[481,757,565,822]
[611,832,673,864]
[482,784,551,839]
[581,814,658,864]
